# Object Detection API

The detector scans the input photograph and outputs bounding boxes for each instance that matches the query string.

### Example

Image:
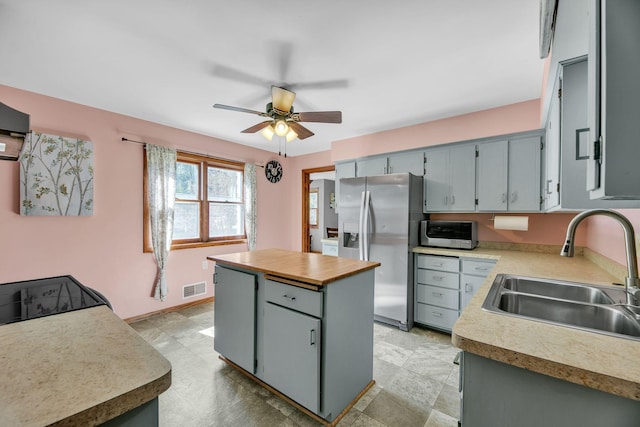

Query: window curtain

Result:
[146,144,177,301]
[244,163,257,251]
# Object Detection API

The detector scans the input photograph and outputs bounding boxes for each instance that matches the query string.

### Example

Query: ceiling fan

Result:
[213,85,342,142]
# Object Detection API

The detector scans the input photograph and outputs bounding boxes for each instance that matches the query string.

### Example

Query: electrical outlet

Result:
[202,260,208,270]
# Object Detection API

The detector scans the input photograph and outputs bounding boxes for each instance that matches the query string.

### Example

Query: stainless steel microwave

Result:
[420,220,478,250]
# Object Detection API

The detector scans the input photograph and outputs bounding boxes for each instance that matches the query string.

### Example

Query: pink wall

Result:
[585,210,640,272]
[430,213,587,247]
[0,85,296,319]
[330,99,541,162]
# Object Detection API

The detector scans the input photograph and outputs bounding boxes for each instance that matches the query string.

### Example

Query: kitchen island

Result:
[207,249,380,426]
[414,246,640,426]
[0,305,171,426]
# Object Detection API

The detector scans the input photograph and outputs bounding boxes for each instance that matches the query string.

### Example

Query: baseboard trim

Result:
[124,297,214,324]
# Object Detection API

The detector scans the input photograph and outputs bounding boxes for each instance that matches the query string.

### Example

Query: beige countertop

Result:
[413,246,640,401]
[0,306,171,426]
[208,248,379,286]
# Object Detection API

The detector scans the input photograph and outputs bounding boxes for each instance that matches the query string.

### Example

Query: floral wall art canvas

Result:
[19,132,94,216]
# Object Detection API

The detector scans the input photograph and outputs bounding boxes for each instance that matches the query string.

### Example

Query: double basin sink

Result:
[482,274,640,340]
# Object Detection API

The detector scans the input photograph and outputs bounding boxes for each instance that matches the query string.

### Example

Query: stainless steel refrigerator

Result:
[338,173,425,331]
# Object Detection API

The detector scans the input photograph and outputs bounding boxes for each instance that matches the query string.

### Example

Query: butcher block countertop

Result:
[413,246,640,401]
[0,306,171,426]
[208,248,380,286]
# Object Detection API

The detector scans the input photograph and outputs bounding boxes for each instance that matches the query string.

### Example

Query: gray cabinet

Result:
[460,258,496,309]
[587,0,640,199]
[544,58,640,210]
[263,302,322,413]
[477,136,541,212]
[414,254,495,332]
[387,151,425,176]
[461,352,640,427]
[213,264,375,423]
[213,265,256,374]
[423,144,475,212]
[356,157,387,177]
[414,254,460,332]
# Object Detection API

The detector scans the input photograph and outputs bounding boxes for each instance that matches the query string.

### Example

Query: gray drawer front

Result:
[416,284,459,310]
[265,279,323,318]
[416,269,459,289]
[461,258,496,276]
[416,255,459,272]
[415,303,459,331]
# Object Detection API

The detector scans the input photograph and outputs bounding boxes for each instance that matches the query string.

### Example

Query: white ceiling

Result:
[0,0,545,157]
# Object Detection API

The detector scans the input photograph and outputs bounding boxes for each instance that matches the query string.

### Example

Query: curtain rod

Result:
[121,137,264,168]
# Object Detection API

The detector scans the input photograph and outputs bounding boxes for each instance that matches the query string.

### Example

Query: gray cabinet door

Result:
[263,302,322,413]
[356,157,387,177]
[509,136,541,211]
[213,266,256,373]
[388,152,425,175]
[476,140,508,211]
[424,148,449,212]
[544,71,561,211]
[449,144,477,211]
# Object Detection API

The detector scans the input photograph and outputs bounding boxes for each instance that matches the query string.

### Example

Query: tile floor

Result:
[130,302,461,427]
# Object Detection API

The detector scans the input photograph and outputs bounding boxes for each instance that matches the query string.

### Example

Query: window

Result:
[144,151,246,251]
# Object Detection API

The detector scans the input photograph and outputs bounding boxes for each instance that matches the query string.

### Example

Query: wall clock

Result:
[265,160,283,183]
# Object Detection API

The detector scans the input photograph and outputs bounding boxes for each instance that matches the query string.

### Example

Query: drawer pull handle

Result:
[433,276,444,281]
[434,262,444,267]
[310,329,316,346]
[432,292,444,297]
[474,266,488,271]
[465,283,473,293]
[282,294,296,302]
[432,312,443,318]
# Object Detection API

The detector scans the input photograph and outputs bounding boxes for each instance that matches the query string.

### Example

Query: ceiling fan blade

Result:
[271,86,296,113]
[288,122,314,140]
[295,111,342,124]
[213,104,268,117]
[286,79,349,91]
[241,121,273,134]
[211,64,272,87]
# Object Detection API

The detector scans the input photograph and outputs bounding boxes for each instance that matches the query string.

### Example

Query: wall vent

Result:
[183,281,207,299]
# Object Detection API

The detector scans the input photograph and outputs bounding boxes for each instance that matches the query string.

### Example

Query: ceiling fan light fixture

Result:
[261,124,275,141]
[274,119,289,137]
[285,128,298,142]
[272,86,296,112]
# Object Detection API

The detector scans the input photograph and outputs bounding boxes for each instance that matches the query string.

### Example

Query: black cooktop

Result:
[0,275,109,325]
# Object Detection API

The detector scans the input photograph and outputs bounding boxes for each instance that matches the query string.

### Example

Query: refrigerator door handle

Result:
[358,191,366,261]
[362,190,371,261]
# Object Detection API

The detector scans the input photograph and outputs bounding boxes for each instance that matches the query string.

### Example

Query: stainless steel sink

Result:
[483,274,640,340]
[501,276,615,304]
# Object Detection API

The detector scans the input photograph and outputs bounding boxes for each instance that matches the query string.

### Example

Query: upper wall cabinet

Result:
[356,157,387,177]
[586,0,640,199]
[477,135,542,212]
[355,151,425,177]
[544,57,640,210]
[387,152,425,176]
[423,144,476,212]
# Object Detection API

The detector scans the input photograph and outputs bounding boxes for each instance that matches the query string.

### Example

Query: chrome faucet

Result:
[561,209,640,305]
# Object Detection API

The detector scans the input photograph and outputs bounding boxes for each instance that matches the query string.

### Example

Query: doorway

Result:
[301,165,335,252]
